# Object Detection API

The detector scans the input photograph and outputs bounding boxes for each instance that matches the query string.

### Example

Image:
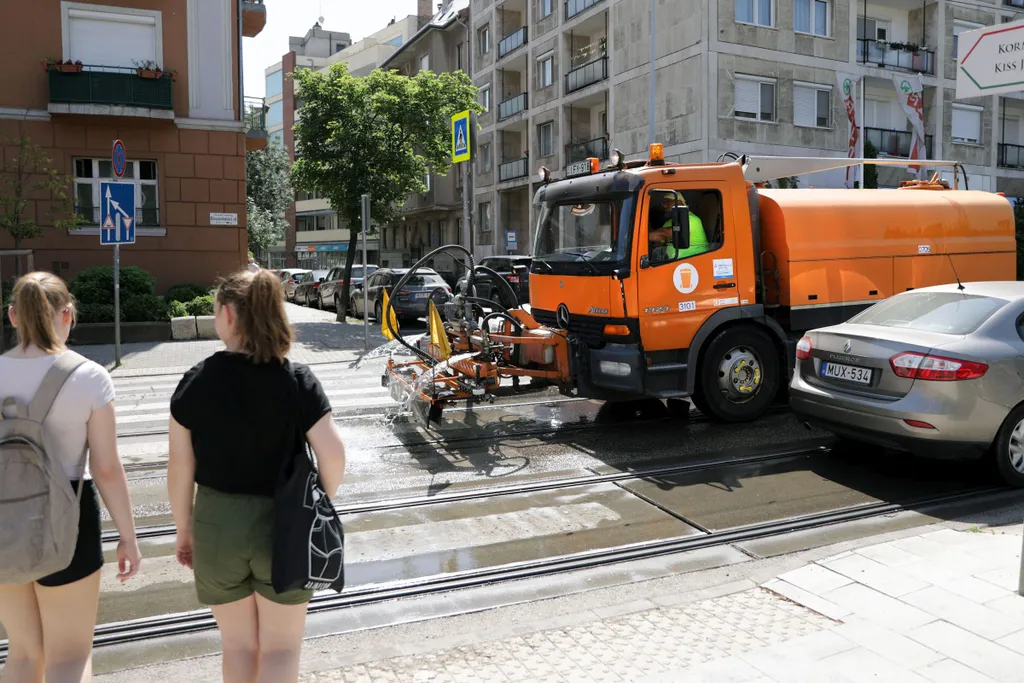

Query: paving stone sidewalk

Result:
[303,525,1024,683]
[74,304,393,375]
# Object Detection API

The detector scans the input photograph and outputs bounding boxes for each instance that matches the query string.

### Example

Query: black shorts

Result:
[37,479,104,587]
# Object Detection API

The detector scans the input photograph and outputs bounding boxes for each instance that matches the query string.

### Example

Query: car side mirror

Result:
[671,206,690,251]
[613,267,630,280]
[513,265,528,274]
[639,255,651,269]
[318,277,325,283]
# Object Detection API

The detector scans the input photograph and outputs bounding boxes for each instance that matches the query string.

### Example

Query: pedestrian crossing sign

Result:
[452,110,471,163]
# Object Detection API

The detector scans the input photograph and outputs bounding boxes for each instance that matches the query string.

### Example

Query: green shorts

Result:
[192,485,313,606]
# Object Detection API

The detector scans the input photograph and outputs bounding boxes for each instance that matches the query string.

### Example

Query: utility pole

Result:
[648,0,656,146]
[457,14,474,262]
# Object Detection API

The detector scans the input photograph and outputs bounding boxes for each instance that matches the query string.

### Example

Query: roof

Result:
[380,0,468,69]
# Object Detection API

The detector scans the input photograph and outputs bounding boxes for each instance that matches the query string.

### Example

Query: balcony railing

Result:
[857,39,935,75]
[864,127,934,160]
[49,65,173,109]
[565,137,609,164]
[76,205,160,227]
[566,0,605,20]
[499,158,529,182]
[245,96,267,131]
[498,27,528,59]
[566,55,608,94]
[498,93,528,121]
[1005,0,1024,8]
[999,143,1024,168]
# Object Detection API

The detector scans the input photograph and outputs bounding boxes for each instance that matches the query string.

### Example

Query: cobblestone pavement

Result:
[75,303,397,375]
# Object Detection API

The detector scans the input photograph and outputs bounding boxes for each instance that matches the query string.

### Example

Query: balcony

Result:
[857,39,935,75]
[566,0,605,20]
[566,137,609,165]
[864,127,934,159]
[1006,0,1024,7]
[499,158,529,182]
[242,0,267,37]
[565,55,608,94]
[48,65,174,117]
[245,96,269,151]
[999,143,1024,168]
[498,93,528,121]
[498,27,528,59]
[76,205,160,228]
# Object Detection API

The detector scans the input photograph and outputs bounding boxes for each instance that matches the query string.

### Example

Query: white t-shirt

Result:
[247,262,260,272]
[0,351,115,480]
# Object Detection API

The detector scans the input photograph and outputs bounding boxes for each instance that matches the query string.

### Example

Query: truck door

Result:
[636,184,738,352]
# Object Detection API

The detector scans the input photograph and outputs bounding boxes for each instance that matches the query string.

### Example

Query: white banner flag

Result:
[836,73,861,182]
[893,74,927,172]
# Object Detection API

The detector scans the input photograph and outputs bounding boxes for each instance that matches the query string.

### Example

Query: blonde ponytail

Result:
[216,269,292,363]
[11,272,76,353]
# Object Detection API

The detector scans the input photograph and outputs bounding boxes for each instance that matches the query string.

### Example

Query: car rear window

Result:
[850,292,1009,335]
[404,274,445,287]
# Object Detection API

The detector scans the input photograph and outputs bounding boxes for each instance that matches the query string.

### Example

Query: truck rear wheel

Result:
[697,326,779,423]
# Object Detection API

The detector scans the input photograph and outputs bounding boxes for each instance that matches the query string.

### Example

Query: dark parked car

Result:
[293,269,330,306]
[457,256,532,307]
[351,268,451,322]
[318,264,379,311]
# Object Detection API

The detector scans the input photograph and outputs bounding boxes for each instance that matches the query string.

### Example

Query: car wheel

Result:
[696,325,780,423]
[316,293,324,309]
[374,300,383,323]
[991,404,1024,487]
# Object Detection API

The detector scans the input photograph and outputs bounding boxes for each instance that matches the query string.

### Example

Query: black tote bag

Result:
[271,366,345,594]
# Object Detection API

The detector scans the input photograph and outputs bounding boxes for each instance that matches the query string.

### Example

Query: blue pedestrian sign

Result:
[452,110,471,163]
[111,139,127,178]
[100,182,135,245]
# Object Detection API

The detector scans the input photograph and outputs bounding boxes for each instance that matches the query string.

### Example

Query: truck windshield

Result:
[533,195,635,273]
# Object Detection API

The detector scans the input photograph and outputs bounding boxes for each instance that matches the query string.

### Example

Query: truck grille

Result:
[532,308,608,345]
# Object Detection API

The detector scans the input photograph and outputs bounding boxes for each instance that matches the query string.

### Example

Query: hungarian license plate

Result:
[821,362,872,385]
[414,292,429,299]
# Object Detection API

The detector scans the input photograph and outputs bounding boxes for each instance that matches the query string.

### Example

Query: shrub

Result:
[168,300,190,318]
[185,295,215,317]
[1,280,12,307]
[77,302,115,324]
[166,283,212,304]
[121,294,168,323]
[70,266,155,307]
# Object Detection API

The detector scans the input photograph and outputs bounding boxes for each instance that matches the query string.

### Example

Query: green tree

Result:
[245,142,292,257]
[863,139,879,189]
[0,134,82,274]
[291,63,481,320]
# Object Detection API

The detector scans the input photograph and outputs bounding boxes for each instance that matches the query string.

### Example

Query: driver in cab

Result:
[648,191,709,262]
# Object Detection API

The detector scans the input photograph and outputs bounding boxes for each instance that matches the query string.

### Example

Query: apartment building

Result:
[469,0,1020,259]
[0,0,267,288]
[263,17,420,269]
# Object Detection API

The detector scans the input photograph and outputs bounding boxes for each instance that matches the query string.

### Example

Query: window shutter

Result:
[952,107,982,142]
[794,85,816,127]
[735,78,759,117]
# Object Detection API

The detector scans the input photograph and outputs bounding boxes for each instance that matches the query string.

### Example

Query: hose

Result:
[481,310,524,333]
[474,264,521,310]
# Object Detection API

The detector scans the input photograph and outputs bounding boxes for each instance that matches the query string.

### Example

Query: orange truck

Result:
[386,145,1016,425]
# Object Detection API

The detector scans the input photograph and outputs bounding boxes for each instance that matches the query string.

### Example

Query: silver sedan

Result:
[789,281,1024,486]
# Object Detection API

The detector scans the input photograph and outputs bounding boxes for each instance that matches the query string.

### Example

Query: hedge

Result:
[70,266,155,307]
[184,296,215,317]
[168,300,189,318]
[166,284,212,304]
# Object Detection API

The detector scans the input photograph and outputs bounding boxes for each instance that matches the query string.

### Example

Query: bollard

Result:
[1019,522,1024,596]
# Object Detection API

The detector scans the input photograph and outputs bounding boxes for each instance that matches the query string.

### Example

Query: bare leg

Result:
[0,583,44,683]
[210,595,259,683]
[253,593,308,683]
[34,570,100,683]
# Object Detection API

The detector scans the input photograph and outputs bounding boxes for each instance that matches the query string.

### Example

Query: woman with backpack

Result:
[0,272,141,683]
[167,269,346,683]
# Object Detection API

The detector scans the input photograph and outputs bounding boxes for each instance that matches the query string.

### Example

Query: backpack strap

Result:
[29,351,90,423]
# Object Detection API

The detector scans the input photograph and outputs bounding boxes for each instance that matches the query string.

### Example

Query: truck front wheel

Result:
[697,326,780,423]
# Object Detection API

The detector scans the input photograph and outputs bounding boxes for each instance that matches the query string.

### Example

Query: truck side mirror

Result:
[671,206,690,252]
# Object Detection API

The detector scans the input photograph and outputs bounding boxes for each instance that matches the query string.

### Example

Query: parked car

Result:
[318,264,379,311]
[293,269,330,306]
[457,256,532,307]
[350,268,451,323]
[789,282,1024,486]
[279,269,310,301]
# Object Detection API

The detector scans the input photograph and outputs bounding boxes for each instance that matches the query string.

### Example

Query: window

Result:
[457,43,464,71]
[267,100,283,128]
[73,158,159,227]
[734,76,776,122]
[795,0,829,37]
[645,189,724,265]
[851,292,1008,335]
[480,86,491,111]
[857,17,889,41]
[420,54,430,72]
[794,83,831,128]
[336,43,346,53]
[64,5,160,68]
[539,55,554,88]
[479,202,492,232]
[538,122,554,157]
[386,36,404,47]
[424,172,431,192]
[952,104,983,144]
[600,110,608,134]
[735,0,772,27]
[479,25,491,54]
[953,21,983,59]
[541,0,553,18]
[479,142,492,173]
[266,70,283,98]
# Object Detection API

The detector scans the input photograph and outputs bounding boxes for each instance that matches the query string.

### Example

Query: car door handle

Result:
[714,282,736,289]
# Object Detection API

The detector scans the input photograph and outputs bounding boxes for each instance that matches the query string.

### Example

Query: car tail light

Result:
[889,352,988,381]
[904,419,936,430]
[795,336,812,360]
[312,283,320,290]
[507,276,520,283]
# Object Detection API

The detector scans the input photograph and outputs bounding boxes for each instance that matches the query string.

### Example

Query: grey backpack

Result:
[0,351,89,584]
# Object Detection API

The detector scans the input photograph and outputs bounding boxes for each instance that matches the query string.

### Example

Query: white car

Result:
[278,269,310,301]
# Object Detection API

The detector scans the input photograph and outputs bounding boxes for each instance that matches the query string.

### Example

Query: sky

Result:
[243,0,419,98]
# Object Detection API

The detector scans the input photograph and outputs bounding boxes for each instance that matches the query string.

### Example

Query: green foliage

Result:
[246,142,292,254]
[121,294,167,323]
[246,196,283,256]
[69,266,156,307]
[76,303,115,324]
[0,135,82,272]
[863,140,879,189]
[1,280,11,307]
[184,295,215,316]
[168,300,190,318]
[165,283,211,304]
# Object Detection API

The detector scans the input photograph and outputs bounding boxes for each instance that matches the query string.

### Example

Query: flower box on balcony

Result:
[42,60,83,74]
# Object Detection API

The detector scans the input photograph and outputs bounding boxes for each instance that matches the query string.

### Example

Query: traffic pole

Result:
[361,193,370,352]
[113,243,121,366]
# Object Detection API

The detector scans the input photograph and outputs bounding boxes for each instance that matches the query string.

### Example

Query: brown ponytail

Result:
[10,272,76,353]
[216,268,292,363]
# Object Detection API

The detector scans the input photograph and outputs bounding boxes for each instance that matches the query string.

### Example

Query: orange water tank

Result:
[756,188,1016,309]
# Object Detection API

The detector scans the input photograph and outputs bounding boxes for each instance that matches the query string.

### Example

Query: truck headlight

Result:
[599,361,631,377]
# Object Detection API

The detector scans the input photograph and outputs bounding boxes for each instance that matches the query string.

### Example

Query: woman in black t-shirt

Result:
[167,269,346,683]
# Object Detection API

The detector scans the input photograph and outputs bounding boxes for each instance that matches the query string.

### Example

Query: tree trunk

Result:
[335,227,361,323]
[12,237,21,277]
